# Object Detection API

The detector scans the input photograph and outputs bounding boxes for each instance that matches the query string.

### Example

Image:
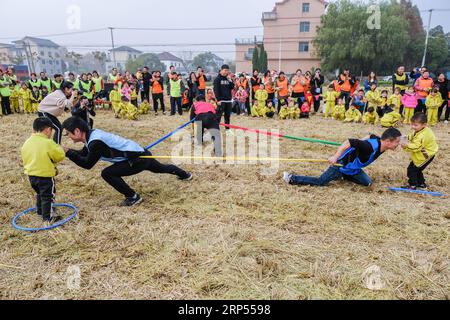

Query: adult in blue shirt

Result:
[283,128,402,187]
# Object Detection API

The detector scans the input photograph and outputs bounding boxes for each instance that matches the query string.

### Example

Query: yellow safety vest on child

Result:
[403,127,438,167]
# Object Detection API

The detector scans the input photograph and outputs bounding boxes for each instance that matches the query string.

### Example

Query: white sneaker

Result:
[445,120,449,124]
[283,172,292,184]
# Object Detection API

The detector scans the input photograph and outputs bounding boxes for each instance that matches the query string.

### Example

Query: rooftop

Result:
[13,37,60,48]
[110,46,142,53]
[157,52,183,62]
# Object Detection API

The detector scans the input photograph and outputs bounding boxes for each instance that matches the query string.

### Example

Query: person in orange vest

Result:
[275,72,290,113]
[338,69,356,110]
[250,69,262,103]
[414,70,434,114]
[291,69,308,105]
[150,71,166,115]
[196,67,207,96]
[263,71,275,106]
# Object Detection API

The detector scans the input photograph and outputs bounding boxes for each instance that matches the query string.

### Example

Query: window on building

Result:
[299,42,309,52]
[42,59,46,65]
[40,51,45,56]
[302,3,310,13]
[300,22,310,32]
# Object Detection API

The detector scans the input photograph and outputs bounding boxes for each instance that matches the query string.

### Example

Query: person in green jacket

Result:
[0,69,12,115]
[168,72,185,116]
[39,72,53,92]
[79,73,94,105]
[52,74,64,91]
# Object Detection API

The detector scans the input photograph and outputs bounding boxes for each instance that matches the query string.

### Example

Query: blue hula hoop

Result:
[388,187,445,197]
[145,118,196,150]
[12,203,79,232]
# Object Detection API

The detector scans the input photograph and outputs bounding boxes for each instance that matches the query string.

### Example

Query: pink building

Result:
[235,0,327,74]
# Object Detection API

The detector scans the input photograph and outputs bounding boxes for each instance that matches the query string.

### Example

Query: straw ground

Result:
[0,110,449,299]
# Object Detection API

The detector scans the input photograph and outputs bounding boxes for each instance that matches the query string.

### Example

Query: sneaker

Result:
[163,111,167,115]
[418,184,428,190]
[121,193,143,207]
[445,120,448,124]
[283,172,293,184]
[155,112,158,116]
[178,173,193,181]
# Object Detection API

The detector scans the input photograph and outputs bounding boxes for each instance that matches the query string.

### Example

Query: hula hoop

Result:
[388,187,445,197]
[12,203,78,232]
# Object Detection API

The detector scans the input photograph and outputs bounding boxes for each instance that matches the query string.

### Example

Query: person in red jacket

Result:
[414,71,434,114]
[190,94,222,156]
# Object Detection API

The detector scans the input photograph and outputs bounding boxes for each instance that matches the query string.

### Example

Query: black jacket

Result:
[311,75,325,94]
[213,74,235,101]
[434,78,449,100]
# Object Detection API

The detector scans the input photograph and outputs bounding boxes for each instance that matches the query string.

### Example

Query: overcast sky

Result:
[0,0,448,59]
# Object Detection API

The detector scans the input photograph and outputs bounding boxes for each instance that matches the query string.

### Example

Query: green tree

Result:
[259,44,268,72]
[425,26,449,72]
[400,0,425,69]
[252,46,260,72]
[314,0,413,75]
[125,53,165,73]
[192,52,220,72]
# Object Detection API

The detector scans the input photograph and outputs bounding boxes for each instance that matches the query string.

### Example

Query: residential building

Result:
[108,46,142,71]
[158,52,188,73]
[13,37,68,75]
[235,37,264,74]
[235,0,327,74]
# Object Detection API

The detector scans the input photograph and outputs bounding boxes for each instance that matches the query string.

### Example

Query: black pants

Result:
[217,102,232,129]
[291,92,305,105]
[198,89,206,96]
[267,93,275,106]
[100,155,190,198]
[29,176,55,221]
[142,87,150,102]
[152,93,165,113]
[407,156,434,187]
[416,98,426,114]
[313,96,321,113]
[38,112,62,145]
[1,96,11,115]
[245,97,251,115]
[340,91,351,110]
[170,97,182,115]
[196,112,222,156]
[438,100,449,121]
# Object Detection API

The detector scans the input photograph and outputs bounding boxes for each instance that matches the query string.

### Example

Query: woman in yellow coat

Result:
[425,89,443,126]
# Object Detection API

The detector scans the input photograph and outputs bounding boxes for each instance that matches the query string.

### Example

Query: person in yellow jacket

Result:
[401,113,438,190]
[362,107,379,125]
[380,106,402,128]
[139,99,150,115]
[20,83,33,114]
[333,98,346,121]
[324,84,340,118]
[387,87,403,114]
[109,84,122,118]
[130,85,139,107]
[255,84,268,114]
[251,100,262,117]
[425,88,443,126]
[31,86,42,113]
[278,99,289,119]
[289,102,300,119]
[21,117,65,223]
[365,83,383,112]
[9,84,20,113]
[119,96,139,120]
[344,103,362,123]
[262,101,276,118]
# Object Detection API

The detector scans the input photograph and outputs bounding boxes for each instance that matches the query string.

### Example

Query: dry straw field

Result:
[0,110,449,300]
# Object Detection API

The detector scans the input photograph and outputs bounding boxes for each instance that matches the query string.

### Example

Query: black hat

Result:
[221,64,230,70]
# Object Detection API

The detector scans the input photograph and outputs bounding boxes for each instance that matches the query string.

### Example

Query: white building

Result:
[158,52,188,73]
[13,37,68,75]
[108,46,142,71]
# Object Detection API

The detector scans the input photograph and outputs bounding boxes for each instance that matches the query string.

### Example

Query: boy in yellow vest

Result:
[9,84,20,113]
[110,84,122,118]
[21,117,65,223]
[333,98,346,121]
[344,103,362,123]
[425,88,443,126]
[362,107,379,125]
[139,99,150,115]
[324,84,340,118]
[387,87,402,113]
[20,83,32,114]
[401,113,438,190]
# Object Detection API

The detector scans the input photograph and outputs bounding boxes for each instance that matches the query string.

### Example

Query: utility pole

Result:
[108,27,117,69]
[421,9,433,67]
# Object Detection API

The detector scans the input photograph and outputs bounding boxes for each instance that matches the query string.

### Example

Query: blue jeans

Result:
[290,166,372,187]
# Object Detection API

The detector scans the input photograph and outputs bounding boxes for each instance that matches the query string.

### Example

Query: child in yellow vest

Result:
[263,101,276,118]
[362,107,379,125]
[324,84,340,118]
[387,87,402,113]
[344,103,362,123]
[30,86,42,113]
[20,83,32,114]
[425,88,443,126]
[139,99,150,115]
[365,83,383,113]
[110,84,122,118]
[251,100,261,117]
[9,84,20,113]
[401,113,438,190]
[21,117,65,223]
[289,102,300,119]
[278,99,289,120]
[255,84,268,112]
[380,105,402,128]
[130,85,138,107]
[333,98,346,121]
[119,96,138,120]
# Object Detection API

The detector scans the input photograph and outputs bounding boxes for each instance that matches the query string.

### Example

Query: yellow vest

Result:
[403,127,439,167]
